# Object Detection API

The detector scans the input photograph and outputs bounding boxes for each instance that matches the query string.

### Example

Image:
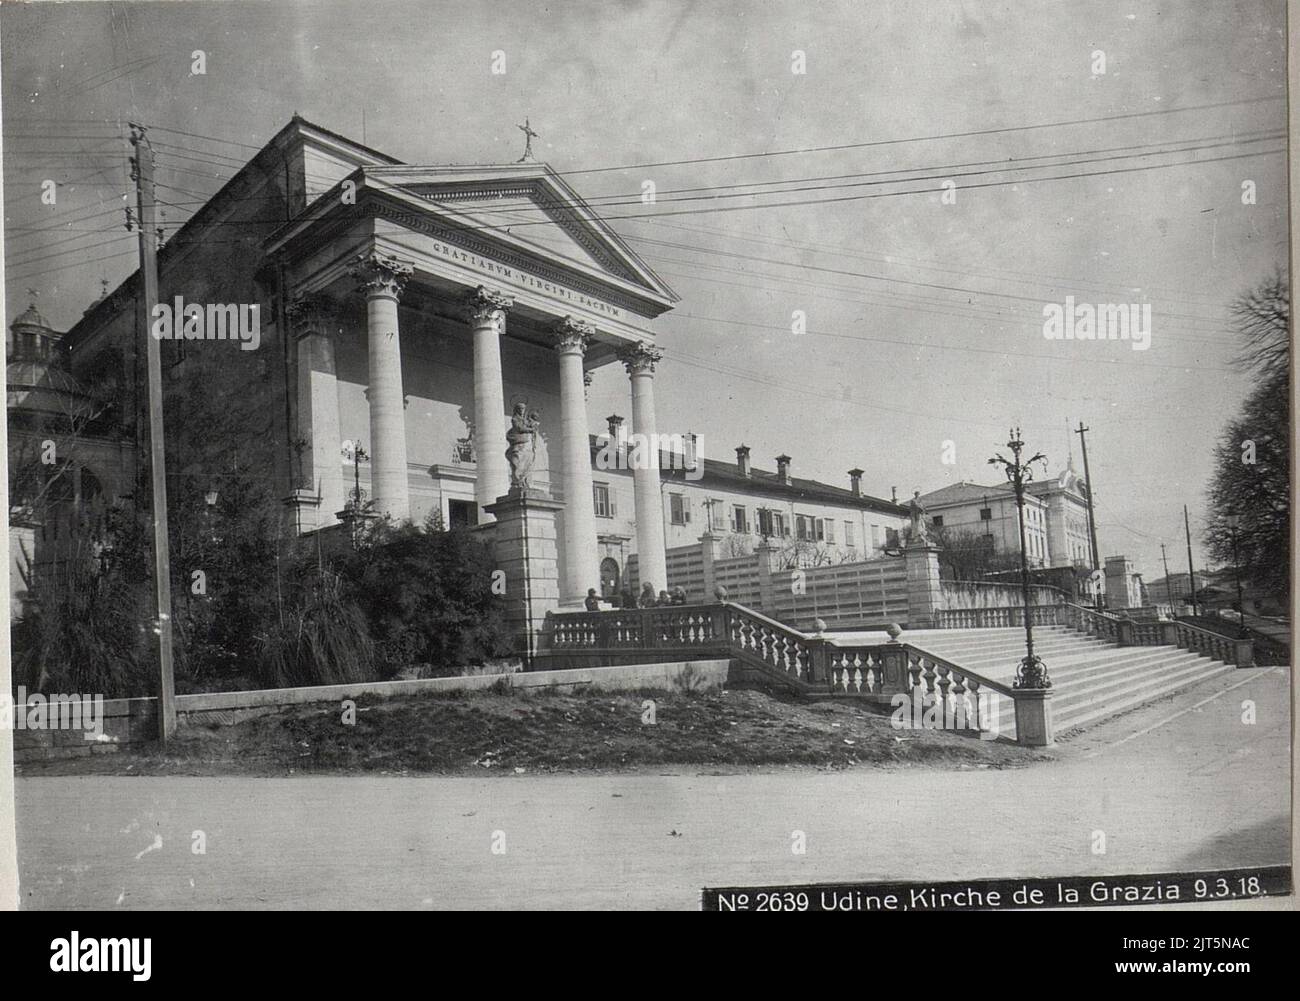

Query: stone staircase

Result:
[902,624,1235,735]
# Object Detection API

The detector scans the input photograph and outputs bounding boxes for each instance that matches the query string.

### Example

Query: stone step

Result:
[946,645,1209,684]
[814,623,1237,740]
[1054,661,1232,732]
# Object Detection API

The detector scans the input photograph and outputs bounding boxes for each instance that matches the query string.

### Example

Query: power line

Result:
[549,95,1284,177]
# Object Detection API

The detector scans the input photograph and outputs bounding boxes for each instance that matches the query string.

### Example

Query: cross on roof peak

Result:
[516,117,539,162]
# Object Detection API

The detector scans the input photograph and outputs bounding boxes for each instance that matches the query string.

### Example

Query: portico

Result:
[267,159,678,606]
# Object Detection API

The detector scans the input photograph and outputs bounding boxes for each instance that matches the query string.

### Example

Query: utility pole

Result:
[130,124,177,742]
[1160,542,1173,608]
[1075,422,1102,575]
[1183,504,1198,617]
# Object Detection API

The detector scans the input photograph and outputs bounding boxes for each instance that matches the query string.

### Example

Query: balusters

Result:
[964,676,980,731]
[936,664,952,718]
[921,657,937,702]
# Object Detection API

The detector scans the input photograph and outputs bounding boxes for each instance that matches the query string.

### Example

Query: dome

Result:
[6,359,98,421]
[11,302,49,331]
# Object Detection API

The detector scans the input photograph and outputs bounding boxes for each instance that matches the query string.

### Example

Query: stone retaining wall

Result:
[11,659,731,763]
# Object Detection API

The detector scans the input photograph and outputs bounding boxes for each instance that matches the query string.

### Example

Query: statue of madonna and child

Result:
[505,403,542,492]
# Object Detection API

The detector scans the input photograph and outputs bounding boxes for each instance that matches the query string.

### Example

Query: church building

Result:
[17,116,906,614]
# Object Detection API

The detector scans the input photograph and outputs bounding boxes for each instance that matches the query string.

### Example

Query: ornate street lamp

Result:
[1225,513,1247,637]
[988,427,1051,690]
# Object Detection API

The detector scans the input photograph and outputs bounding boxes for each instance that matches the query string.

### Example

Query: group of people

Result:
[583,583,690,611]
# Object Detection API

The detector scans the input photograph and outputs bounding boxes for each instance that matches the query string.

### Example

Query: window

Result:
[980,507,992,521]
[932,515,944,528]
[448,499,478,529]
[795,514,813,540]
[731,505,749,534]
[844,521,855,547]
[821,519,834,544]
[593,483,614,518]
[772,512,788,538]
[871,524,883,550]
[706,498,725,532]
[669,493,690,525]
[757,508,786,538]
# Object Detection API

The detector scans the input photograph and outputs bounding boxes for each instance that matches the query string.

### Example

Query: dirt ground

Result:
[15,686,1042,777]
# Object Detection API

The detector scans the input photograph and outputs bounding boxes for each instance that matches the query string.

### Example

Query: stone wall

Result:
[11,659,730,764]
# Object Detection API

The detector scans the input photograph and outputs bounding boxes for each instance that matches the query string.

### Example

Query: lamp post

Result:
[1225,513,1247,637]
[989,427,1051,690]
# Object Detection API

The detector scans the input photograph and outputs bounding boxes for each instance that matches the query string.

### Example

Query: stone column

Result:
[464,286,513,518]
[352,253,413,521]
[287,294,345,530]
[552,316,600,605]
[618,342,667,596]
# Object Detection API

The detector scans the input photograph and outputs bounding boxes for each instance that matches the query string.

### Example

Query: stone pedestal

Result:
[878,641,911,698]
[8,519,39,620]
[283,487,321,534]
[1013,689,1054,746]
[698,532,722,598]
[755,538,782,611]
[904,541,943,628]
[483,488,564,668]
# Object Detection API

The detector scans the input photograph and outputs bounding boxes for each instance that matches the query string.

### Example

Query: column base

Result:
[283,488,321,534]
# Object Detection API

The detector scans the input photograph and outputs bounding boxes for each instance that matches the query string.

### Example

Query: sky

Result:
[0,0,1289,582]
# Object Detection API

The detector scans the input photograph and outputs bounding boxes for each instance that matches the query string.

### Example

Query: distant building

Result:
[5,300,132,615]
[916,461,1093,571]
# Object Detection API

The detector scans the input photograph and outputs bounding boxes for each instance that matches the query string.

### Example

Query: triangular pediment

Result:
[361,165,677,303]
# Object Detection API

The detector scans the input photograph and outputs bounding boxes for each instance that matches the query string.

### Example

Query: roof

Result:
[66,115,403,350]
[916,481,1014,508]
[589,435,905,516]
[11,302,51,330]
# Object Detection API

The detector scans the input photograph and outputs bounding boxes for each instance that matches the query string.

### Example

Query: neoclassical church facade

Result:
[11,116,905,615]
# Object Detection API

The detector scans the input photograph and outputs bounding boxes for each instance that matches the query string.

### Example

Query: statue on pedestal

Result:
[907,490,930,544]
[506,403,541,490]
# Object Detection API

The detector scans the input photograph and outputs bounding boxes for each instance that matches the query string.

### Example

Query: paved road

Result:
[15,669,1291,910]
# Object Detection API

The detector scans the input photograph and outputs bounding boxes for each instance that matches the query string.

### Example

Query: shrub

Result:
[254,567,375,688]
[338,522,512,676]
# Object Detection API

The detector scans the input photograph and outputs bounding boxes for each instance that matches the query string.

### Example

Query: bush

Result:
[255,566,375,688]
[338,521,512,676]
[11,544,155,698]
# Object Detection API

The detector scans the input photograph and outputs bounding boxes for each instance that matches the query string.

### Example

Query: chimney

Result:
[775,454,792,485]
[848,468,864,497]
[891,486,898,505]
[735,445,751,477]
[684,431,699,469]
[606,414,624,440]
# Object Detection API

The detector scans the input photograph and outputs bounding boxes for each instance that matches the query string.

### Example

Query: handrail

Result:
[544,601,1037,739]
[719,600,812,641]
[1063,602,1121,621]
[904,644,1017,698]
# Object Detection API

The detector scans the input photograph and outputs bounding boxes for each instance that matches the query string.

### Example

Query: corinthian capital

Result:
[286,292,338,338]
[551,315,594,355]
[617,340,663,376]
[463,286,514,328]
[352,252,413,300]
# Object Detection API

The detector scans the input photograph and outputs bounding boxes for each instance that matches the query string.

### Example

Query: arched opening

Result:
[599,557,620,599]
